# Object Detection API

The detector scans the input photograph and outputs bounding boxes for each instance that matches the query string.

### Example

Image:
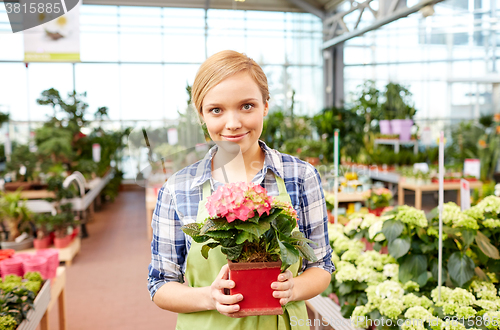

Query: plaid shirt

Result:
[148,140,334,299]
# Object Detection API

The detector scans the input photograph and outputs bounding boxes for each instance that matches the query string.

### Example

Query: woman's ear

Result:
[263,101,269,117]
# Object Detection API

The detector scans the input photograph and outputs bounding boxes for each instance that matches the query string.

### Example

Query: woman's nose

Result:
[225,110,242,130]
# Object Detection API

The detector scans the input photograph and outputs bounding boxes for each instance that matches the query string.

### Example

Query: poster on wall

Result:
[23,0,81,62]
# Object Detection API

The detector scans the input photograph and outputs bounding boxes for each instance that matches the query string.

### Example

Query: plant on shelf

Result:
[0,272,44,328]
[5,144,39,183]
[0,190,32,242]
[362,188,393,214]
[381,82,416,120]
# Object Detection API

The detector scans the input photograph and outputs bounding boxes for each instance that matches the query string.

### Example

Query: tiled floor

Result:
[43,188,177,330]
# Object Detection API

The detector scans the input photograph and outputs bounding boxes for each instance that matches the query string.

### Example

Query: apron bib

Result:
[176,175,310,330]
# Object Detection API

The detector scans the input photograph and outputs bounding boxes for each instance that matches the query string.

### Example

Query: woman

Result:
[148,50,334,329]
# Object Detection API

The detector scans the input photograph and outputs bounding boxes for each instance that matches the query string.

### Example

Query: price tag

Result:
[464,159,480,179]
[460,179,471,210]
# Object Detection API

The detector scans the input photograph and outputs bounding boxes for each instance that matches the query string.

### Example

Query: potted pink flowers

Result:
[181,182,317,316]
[362,188,393,216]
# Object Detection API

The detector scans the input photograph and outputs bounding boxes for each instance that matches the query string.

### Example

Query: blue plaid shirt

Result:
[148,140,334,299]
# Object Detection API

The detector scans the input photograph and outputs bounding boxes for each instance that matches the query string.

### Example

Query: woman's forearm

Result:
[290,267,331,302]
[153,282,213,313]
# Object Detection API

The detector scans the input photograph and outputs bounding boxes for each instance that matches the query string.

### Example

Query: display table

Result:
[334,192,365,203]
[17,237,81,266]
[374,138,419,154]
[40,266,67,330]
[398,181,483,209]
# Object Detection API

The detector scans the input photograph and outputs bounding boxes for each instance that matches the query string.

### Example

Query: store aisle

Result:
[45,188,177,330]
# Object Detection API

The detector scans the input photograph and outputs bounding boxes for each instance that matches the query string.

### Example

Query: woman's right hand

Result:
[209,264,244,317]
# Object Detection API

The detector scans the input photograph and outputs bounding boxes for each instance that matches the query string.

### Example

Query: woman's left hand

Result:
[271,269,294,306]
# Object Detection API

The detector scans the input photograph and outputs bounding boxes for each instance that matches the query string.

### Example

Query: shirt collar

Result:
[190,140,284,190]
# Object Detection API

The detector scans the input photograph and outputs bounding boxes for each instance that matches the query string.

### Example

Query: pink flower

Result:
[205,182,273,222]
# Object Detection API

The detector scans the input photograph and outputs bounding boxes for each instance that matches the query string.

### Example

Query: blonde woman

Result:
[148,50,334,330]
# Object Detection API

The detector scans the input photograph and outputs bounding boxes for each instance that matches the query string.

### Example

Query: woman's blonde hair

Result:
[191,50,270,115]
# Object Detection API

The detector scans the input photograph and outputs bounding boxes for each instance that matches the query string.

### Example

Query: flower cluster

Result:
[452,213,479,230]
[483,219,500,228]
[473,195,500,216]
[442,202,461,225]
[396,205,428,227]
[271,199,298,221]
[368,219,385,241]
[205,182,272,223]
[362,188,393,209]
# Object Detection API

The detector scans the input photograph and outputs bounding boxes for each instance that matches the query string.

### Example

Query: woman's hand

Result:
[271,269,295,306]
[209,264,244,317]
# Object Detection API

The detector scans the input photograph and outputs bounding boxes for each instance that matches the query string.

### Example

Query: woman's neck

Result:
[211,142,265,183]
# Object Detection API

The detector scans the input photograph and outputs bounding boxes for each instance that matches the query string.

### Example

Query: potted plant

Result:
[32,214,53,249]
[381,83,416,141]
[0,191,33,251]
[181,182,317,317]
[362,188,393,216]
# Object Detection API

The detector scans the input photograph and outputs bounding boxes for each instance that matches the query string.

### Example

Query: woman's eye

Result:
[210,108,221,114]
[242,103,254,110]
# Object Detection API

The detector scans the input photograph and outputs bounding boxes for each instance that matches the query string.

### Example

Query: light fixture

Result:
[234,0,245,2]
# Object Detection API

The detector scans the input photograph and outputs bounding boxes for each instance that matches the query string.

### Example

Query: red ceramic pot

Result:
[228,260,283,317]
[33,236,51,249]
[368,207,385,216]
[327,212,336,224]
[360,237,374,251]
[54,235,71,249]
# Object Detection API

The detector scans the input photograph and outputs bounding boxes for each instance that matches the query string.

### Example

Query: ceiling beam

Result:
[322,0,443,49]
[286,0,325,19]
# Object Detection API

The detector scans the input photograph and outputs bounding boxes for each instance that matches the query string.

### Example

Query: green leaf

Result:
[416,271,430,287]
[448,252,475,286]
[474,267,489,281]
[234,221,271,238]
[388,236,411,259]
[236,231,253,244]
[296,242,318,262]
[399,254,427,283]
[382,220,405,242]
[181,223,201,237]
[205,230,234,239]
[461,229,476,248]
[475,231,500,259]
[340,304,356,318]
[430,259,448,285]
[221,245,243,260]
[274,215,293,237]
[200,218,229,234]
[191,235,209,243]
[339,283,353,295]
[201,245,211,259]
[278,240,299,269]
[290,231,315,245]
[420,242,436,254]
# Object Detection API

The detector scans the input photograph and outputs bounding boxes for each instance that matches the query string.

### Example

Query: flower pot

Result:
[368,207,386,216]
[361,237,374,251]
[54,235,71,249]
[227,260,283,317]
[33,236,51,249]
[305,157,320,166]
[379,120,392,135]
[397,119,414,141]
[0,237,34,251]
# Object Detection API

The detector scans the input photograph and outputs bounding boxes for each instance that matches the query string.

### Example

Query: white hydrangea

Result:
[475,196,500,215]
[383,264,399,278]
[341,249,360,262]
[368,220,386,241]
[375,280,405,300]
[360,213,379,230]
[357,266,385,284]
[335,263,358,282]
[356,251,384,271]
[483,219,500,229]
[344,217,363,234]
[442,202,461,225]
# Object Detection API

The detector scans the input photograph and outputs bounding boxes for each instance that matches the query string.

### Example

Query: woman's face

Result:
[200,71,268,155]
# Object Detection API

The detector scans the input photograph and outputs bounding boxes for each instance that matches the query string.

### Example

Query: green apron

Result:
[176,174,310,330]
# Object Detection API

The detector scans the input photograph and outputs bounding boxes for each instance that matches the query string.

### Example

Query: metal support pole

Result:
[438,131,444,301]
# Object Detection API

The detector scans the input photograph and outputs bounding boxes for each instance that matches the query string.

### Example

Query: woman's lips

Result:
[221,132,249,142]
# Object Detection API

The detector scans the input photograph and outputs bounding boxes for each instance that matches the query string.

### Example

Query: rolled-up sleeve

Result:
[148,182,187,300]
[299,164,335,274]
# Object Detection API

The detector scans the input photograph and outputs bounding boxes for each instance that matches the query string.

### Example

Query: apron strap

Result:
[202,180,211,200]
